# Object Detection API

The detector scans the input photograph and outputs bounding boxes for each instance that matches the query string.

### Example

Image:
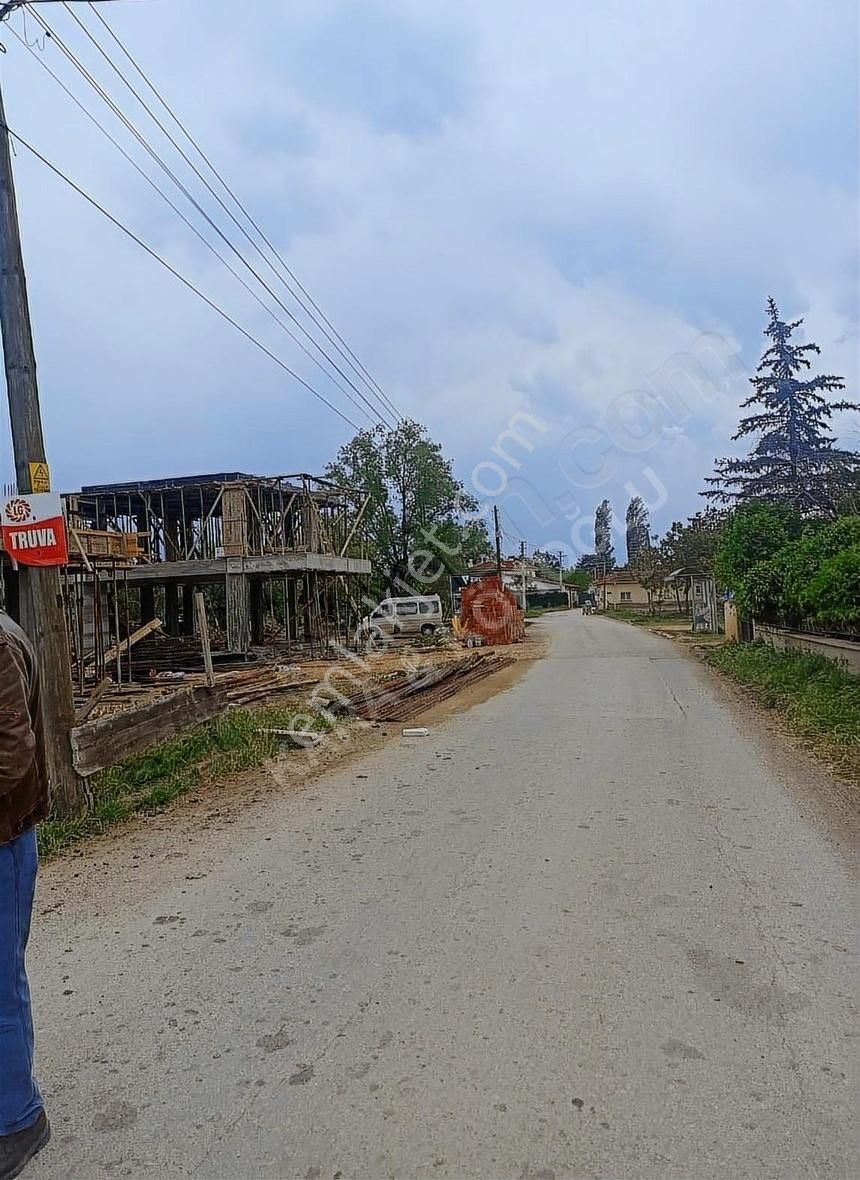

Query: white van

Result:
[358,595,444,641]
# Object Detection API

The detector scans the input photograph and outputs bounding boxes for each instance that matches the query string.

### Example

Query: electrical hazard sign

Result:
[28,462,51,493]
[1,493,68,567]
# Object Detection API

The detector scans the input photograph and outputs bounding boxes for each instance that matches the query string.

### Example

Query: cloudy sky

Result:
[1,0,857,557]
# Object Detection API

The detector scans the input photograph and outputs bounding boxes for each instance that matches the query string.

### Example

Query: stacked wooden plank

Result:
[70,666,319,777]
[129,631,208,675]
[343,652,515,722]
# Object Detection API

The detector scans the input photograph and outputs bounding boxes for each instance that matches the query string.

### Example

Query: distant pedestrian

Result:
[0,611,51,1179]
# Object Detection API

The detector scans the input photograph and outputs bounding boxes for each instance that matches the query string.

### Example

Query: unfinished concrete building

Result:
[64,472,371,659]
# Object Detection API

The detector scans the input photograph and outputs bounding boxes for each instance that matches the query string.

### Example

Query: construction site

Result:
[0,469,530,779]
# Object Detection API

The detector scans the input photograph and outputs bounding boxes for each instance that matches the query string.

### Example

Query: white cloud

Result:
[1,0,856,542]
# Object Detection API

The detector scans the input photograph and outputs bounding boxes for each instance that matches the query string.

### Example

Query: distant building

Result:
[590,567,651,609]
[455,558,562,608]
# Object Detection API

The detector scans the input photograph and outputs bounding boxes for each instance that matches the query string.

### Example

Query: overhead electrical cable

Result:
[2,123,365,431]
[45,2,399,428]
[86,1,403,423]
[8,21,382,428]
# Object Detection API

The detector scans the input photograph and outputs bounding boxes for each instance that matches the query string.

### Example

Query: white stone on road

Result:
[28,612,857,1178]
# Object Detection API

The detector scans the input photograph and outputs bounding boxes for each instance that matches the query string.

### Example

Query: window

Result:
[372,602,393,618]
[418,600,437,615]
[620,591,632,602]
[395,601,419,616]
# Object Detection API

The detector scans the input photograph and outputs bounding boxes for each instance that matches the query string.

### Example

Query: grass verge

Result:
[704,641,860,781]
[605,608,693,627]
[38,702,334,859]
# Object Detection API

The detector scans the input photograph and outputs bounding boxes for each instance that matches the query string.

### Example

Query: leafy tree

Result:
[575,552,605,574]
[659,508,725,574]
[704,298,859,515]
[801,547,860,626]
[532,548,561,570]
[659,508,726,608]
[326,419,490,596]
[632,536,668,614]
[721,512,860,627]
[594,499,614,570]
[563,569,591,590]
[625,496,650,565]
[713,502,801,591]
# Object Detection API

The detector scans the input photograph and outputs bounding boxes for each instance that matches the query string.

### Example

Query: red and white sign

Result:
[1,493,69,567]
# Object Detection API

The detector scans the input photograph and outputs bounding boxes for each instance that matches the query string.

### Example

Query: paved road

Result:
[29,613,857,1178]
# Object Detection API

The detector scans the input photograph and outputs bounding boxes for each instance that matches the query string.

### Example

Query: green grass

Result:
[607,608,692,627]
[38,703,335,859]
[705,642,860,778]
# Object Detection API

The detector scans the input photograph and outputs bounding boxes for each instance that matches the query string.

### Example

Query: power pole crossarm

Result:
[0,80,83,815]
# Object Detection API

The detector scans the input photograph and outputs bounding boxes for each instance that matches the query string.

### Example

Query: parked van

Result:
[358,595,444,641]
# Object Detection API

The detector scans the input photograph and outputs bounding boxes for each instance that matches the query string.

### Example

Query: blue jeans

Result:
[0,828,43,1136]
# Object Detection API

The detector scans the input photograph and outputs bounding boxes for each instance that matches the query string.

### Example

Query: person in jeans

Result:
[0,611,50,1179]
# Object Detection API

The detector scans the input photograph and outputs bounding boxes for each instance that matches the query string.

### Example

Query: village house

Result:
[590,567,654,610]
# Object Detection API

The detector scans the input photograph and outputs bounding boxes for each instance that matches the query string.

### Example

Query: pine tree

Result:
[625,496,650,564]
[704,299,859,515]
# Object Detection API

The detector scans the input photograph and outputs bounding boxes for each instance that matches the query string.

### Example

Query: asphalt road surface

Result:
[28,612,857,1179]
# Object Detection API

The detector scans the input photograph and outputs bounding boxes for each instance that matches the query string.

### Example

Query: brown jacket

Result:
[0,611,48,844]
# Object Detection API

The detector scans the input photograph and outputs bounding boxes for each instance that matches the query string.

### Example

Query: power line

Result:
[26,5,395,430]
[7,21,382,429]
[0,0,125,20]
[46,2,399,429]
[2,122,365,431]
[86,1,403,424]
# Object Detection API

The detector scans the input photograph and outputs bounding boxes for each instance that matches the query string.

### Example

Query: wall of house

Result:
[592,581,651,607]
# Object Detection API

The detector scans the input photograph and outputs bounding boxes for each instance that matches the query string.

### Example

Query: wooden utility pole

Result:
[519,540,527,610]
[0,81,84,816]
[493,505,502,581]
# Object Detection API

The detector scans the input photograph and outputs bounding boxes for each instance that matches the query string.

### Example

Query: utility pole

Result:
[558,550,563,588]
[493,504,502,582]
[0,80,83,816]
[520,540,527,610]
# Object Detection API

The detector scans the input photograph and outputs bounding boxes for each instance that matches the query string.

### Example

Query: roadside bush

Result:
[713,503,800,590]
[719,507,860,630]
[800,547,860,626]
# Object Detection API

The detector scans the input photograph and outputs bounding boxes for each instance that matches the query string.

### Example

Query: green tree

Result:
[325,419,490,596]
[704,299,859,515]
[659,508,726,609]
[632,535,668,614]
[594,499,614,570]
[660,509,725,573]
[625,496,650,564]
[713,502,801,591]
[563,569,591,591]
[801,547,860,626]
